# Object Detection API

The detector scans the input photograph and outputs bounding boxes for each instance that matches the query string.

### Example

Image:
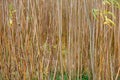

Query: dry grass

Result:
[0,0,120,80]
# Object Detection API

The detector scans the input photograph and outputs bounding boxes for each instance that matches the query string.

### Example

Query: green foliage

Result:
[8,3,16,27]
[49,71,90,80]
[56,72,62,80]
[32,77,38,80]
[92,9,99,20]
[8,3,16,17]
[102,10,116,19]
[50,72,68,80]
[8,3,14,11]
[82,74,89,80]
[92,0,120,28]
[104,16,115,27]
[103,0,120,9]
[92,8,116,28]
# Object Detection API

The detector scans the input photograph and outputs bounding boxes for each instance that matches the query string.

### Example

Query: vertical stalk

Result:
[84,0,95,80]
[57,0,63,80]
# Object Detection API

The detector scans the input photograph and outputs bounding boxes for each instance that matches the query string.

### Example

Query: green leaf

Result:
[104,16,115,27]
[8,3,14,11]
[103,10,116,19]
[103,0,111,5]
[92,9,99,20]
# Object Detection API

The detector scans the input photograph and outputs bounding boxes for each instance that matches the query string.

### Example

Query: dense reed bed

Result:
[0,0,120,80]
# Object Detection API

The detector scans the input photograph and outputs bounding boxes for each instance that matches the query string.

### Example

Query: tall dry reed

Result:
[0,0,120,80]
